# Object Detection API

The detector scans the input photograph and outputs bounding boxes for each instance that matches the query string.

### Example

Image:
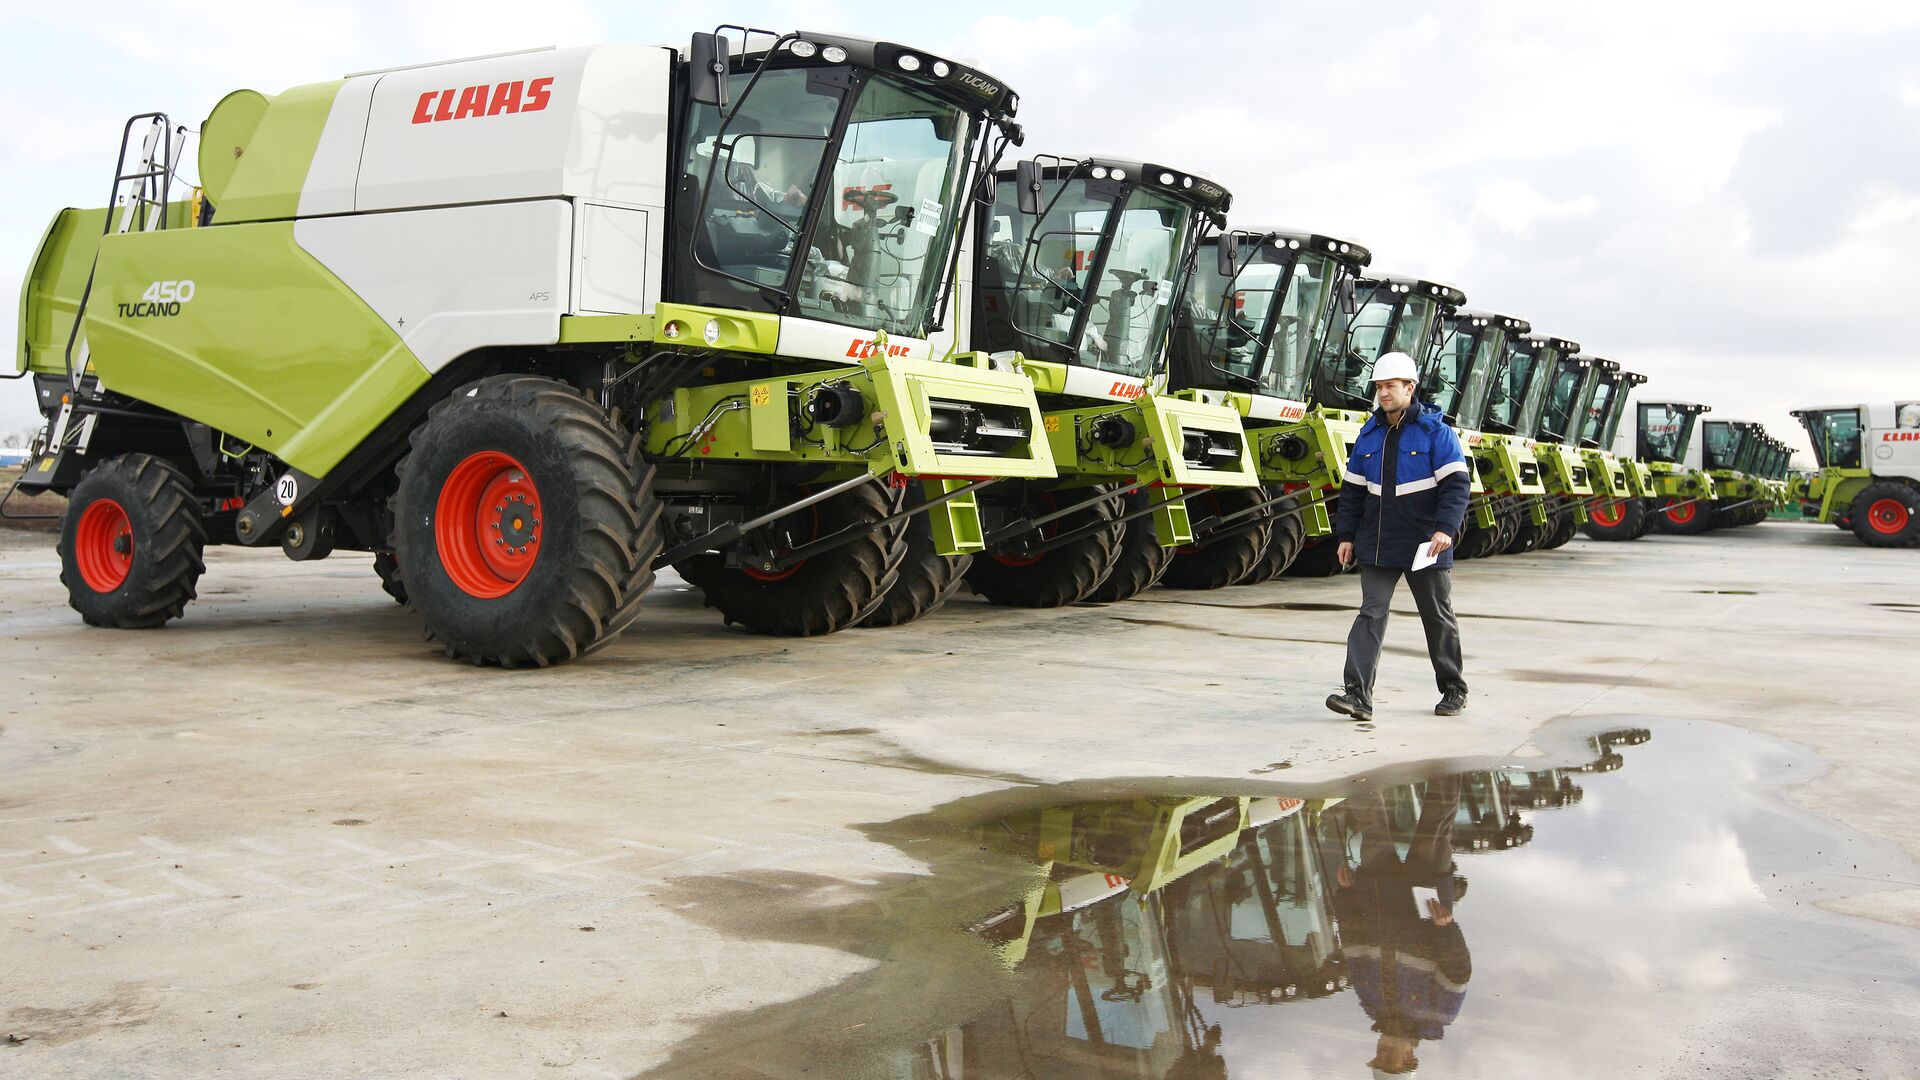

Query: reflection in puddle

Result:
[641,724,1920,1079]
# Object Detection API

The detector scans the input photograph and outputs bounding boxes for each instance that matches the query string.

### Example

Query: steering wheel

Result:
[842,187,900,214]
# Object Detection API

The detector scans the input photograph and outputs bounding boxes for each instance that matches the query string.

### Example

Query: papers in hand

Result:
[1411,884,1440,918]
[1411,540,1441,572]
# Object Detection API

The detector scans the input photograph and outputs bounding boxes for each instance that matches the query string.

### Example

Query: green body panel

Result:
[922,479,985,555]
[1534,441,1595,497]
[1244,408,1368,539]
[559,304,781,355]
[1582,449,1632,499]
[215,81,341,224]
[1647,460,1716,500]
[1036,392,1258,491]
[1027,797,1250,898]
[1799,466,1873,523]
[644,354,1054,474]
[1624,459,1655,499]
[20,204,195,376]
[84,222,426,475]
[1709,469,1761,502]
[198,89,273,206]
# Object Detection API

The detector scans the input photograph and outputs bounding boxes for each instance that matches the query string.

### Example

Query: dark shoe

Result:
[1435,690,1467,716]
[1326,690,1373,722]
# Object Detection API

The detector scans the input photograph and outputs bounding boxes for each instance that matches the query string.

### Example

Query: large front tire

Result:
[393,376,660,666]
[1162,488,1272,590]
[1581,497,1644,541]
[1650,496,1714,535]
[1237,505,1307,584]
[59,454,206,629]
[679,480,908,636]
[858,488,971,627]
[967,486,1121,607]
[1086,491,1175,603]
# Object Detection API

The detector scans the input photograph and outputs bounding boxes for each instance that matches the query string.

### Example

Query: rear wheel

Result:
[1086,491,1175,603]
[393,375,660,666]
[967,486,1122,607]
[1851,482,1920,547]
[680,480,908,635]
[1162,488,1272,590]
[59,453,207,629]
[858,488,971,627]
[1581,497,1644,541]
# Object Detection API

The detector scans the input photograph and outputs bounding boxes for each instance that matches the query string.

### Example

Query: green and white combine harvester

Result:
[961,155,1260,605]
[1790,401,1920,547]
[1617,400,1720,536]
[13,29,1089,663]
[1424,308,1550,559]
[1447,330,1588,555]
[1578,365,1659,541]
[1163,226,1376,584]
[1695,418,1775,528]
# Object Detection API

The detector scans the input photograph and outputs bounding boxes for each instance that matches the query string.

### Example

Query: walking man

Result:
[1325,352,1471,722]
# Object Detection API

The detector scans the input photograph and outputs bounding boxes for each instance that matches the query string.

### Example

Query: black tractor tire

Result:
[1490,508,1520,554]
[373,550,408,604]
[1086,491,1175,603]
[1630,499,1658,539]
[1238,506,1307,583]
[1649,496,1714,535]
[1454,515,1498,560]
[680,480,908,635]
[59,453,207,629]
[1162,488,1273,590]
[1581,497,1644,541]
[1538,501,1580,549]
[1850,482,1920,548]
[967,486,1122,607]
[858,489,972,627]
[392,375,660,666]
[1283,537,1348,577]
[1501,512,1546,554]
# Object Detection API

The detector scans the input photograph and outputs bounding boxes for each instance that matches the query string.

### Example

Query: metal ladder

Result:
[47,113,187,457]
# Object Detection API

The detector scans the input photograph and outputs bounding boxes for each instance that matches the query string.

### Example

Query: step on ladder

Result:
[49,113,188,458]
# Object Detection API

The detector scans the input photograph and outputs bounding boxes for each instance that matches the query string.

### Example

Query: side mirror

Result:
[690,33,730,108]
[1216,233,1239,278]
[1015,158,1043,216]
[1339,276,1359,315]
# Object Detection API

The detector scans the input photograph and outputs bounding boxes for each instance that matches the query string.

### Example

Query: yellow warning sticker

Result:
[1044,415,1061,433]
[750,384,772,406]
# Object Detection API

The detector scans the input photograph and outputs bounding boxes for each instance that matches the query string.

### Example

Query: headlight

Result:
[1091,166,1108,179]
[1159,171,1174,185]
[822,45,847,63]
[1110,168,1127,181]
[931,60,950,77]
[787,39,817,58]
[704,319,721,346]
[897,54,922,72]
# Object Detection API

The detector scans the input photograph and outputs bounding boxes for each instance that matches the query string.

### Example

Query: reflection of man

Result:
[1333,775,1472,1077]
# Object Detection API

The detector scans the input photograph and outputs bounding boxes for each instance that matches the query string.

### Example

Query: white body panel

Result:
[300,76,380,217]
[1245,393,1309,422]
[295,200,570,374]
[776,315,936,366]
[1061,364,1146,402]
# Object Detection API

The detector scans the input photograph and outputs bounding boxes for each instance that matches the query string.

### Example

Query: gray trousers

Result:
[1343,565,1467,707]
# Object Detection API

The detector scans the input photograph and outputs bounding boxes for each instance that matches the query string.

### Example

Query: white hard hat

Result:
[1370,352,1420,384]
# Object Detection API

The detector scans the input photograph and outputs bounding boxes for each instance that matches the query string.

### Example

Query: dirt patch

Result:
[6,984,160,1046]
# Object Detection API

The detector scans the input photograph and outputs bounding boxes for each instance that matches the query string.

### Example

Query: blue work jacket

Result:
[1335,398,1472,569]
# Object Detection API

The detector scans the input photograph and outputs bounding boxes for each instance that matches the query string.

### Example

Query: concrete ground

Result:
[1,520,1916,1076]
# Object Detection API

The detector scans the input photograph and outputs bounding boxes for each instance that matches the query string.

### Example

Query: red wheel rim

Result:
[75,498,133,592]
[436,451,541,598]
[1868,497,1911,535]
[1589,499,1625,527]
[1665,500,1696,524]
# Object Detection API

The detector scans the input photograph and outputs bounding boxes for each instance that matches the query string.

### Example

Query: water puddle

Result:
[639,722,1920,1078]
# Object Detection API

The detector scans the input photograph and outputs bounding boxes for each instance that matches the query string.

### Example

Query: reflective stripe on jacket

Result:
[1335,397,1472,569]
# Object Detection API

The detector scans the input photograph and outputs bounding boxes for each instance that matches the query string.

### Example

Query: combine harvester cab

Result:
[1790,402,1920,547]
[1580,366,1657,540]
[1427,309,1547,560]
[14,29,1059,661]
[1629,400,1718,535]
[962,155,1260,606]
[1520,350,1606,552]
[1473,330,1582,551]
[1558,356,1629,549]
[1280,270,1468,577]
[1700,419,1772,528]
[1165,226,1375,583]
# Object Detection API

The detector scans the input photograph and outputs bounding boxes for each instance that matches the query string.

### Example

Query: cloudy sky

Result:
[4,0,1915,460]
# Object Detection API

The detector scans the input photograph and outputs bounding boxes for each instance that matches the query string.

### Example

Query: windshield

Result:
[1430,323,1503,423]
[1537,361,1586,441]
[1638,403,1695,463]
[1180,247,1340,400]
[1317,286,1438,410]
[675,67,977,339]
[1600,379,1632,449]
[1798,409,1861,468]
[978,176,1192,378]
[1702,421,1739,470]
[1487,343,1542,434]
[1582,377,1616,448]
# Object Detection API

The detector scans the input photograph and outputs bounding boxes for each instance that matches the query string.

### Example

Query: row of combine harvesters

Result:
[9,26,1817,666]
